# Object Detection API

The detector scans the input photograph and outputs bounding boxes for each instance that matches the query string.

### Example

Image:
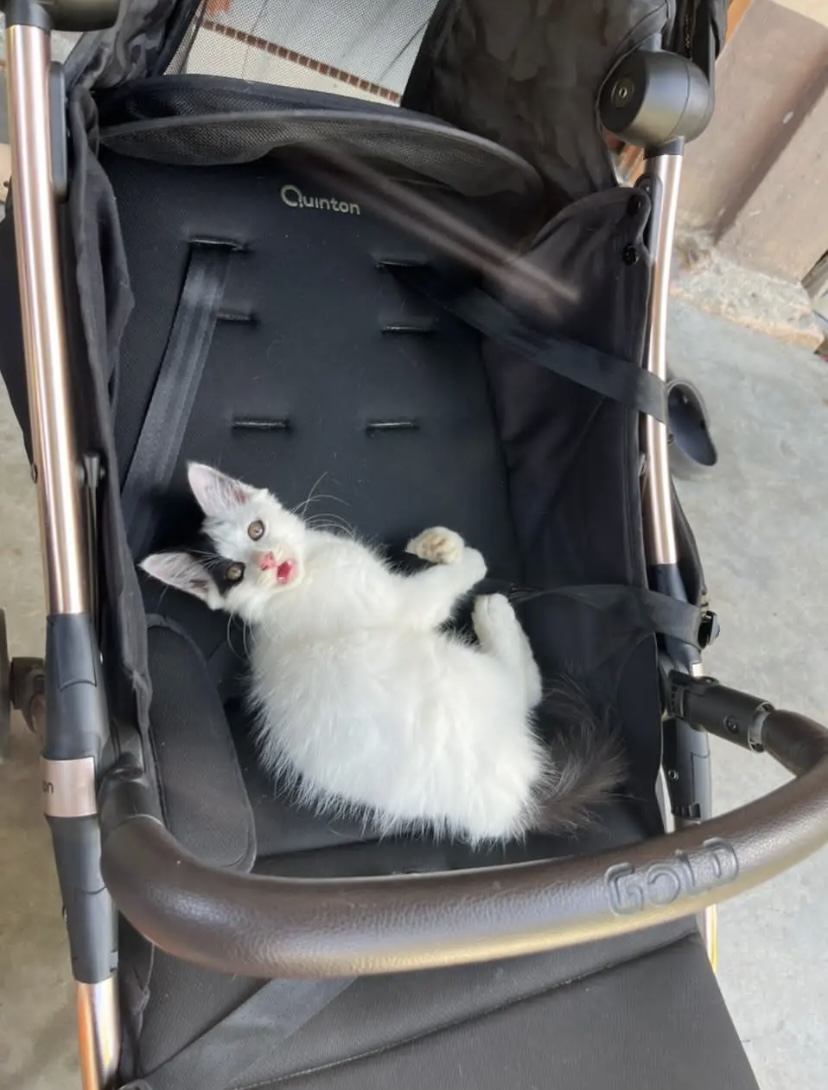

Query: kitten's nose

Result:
[259,551,278,571]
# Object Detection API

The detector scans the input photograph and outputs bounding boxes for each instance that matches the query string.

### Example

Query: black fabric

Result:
[673,481,707,609]
[64,1,673,206]
[123,976,356,1090]
[272,935,758,1090]
[64,87,152,737]
[89,128,688,1082]
[145,621,256,872]
[103,141,668,819]
[106,146,524,577]
[510,584,701,644]
[481,187,652,592]
[127,736,680,1081]
[669,1,730,60]
[123,931,764,1090]
[397,264,667,420]
[122,239,236,557]
[404,0,671,205]
[96,76,544,206]
[64,0,184,90]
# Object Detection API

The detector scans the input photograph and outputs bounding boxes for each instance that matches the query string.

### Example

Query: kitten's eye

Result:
[225,562,245,584]
[247,519,265,541]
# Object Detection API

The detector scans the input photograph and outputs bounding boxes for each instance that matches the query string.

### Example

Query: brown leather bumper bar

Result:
[99,684,828,979]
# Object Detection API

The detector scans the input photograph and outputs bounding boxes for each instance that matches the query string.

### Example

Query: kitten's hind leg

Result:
[473,594,543,709]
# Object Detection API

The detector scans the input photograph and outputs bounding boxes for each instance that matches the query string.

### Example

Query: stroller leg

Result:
[3,4,121,1087]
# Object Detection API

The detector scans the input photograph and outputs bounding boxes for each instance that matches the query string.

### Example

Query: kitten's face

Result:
[140,463,307,621]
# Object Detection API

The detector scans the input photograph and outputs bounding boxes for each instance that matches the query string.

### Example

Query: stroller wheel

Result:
[9,656,46,742]
[667,373,719,480]
[0,610,10,759]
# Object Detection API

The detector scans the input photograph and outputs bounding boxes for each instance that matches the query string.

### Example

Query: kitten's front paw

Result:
[406,526,465,566]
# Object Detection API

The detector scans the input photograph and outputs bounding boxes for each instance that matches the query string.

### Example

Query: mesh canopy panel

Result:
[168,0,440,103]
[97,78,543,203]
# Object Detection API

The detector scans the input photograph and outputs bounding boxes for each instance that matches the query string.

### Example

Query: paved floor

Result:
[0,301,826,1088]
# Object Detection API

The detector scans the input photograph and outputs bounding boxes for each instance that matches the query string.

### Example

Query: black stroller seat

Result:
[1,5,826,1090]
[80,83,751,1088]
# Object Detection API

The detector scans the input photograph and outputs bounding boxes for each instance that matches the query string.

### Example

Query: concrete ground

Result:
[0,301,826,1089]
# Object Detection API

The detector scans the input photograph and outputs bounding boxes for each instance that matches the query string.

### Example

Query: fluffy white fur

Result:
[142,464,575,844]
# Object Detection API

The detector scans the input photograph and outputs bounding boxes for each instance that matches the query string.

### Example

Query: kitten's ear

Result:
[187,463,255,517]
[140,552,212,602]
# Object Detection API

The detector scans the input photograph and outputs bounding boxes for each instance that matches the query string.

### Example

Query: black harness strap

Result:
[492,582,701,646]
[120,977,354,1090]
[396,266,667,423]
[122,239,239,558]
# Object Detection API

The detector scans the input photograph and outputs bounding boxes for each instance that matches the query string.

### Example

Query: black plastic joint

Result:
[662,716,712,821]
[697,609,720,648]
[99,758,161,837]
[1,0,121,32]
[1,0,52,29]
[41,613,118,983]
[43,613,109,763]
[669,673,771,753]
[48,814,118,982]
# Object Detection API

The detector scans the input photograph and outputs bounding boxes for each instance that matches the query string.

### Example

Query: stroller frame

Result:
[2,3,827,1089]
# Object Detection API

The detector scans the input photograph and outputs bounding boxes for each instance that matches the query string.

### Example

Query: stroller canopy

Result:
[66,0,727,205]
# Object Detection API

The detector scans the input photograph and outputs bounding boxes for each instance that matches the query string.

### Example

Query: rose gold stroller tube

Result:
[6,23,87,615]
[638,148,718,967]
[5,22,120,1090]
[77,979,121,1090]
[640,151,682,567]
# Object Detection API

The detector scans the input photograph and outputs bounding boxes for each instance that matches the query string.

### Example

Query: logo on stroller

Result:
[605,838,739,915]
[280,184,361,215]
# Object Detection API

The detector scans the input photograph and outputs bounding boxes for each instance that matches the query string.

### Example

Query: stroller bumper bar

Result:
[99,678,828,979]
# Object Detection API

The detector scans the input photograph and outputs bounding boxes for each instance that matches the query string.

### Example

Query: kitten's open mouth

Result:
[275,559,297,585]
[259,553,298,585]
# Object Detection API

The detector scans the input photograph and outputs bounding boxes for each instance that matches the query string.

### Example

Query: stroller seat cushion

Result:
[146,619,256,872]
[145,603,655,878]
[94,75,690,1082]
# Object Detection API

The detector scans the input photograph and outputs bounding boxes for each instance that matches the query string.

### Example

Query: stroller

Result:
[1,1,826,1087]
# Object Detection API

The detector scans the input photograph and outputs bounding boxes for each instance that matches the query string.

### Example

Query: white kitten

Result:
[141,463,620,844]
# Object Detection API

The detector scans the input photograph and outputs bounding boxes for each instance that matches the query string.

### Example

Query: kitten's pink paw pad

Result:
[406,527,465,565]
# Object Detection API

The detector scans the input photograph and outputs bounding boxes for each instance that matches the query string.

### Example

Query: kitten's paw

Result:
[472,593,517,638]
[463,546,487,584]
[406,526,465,566]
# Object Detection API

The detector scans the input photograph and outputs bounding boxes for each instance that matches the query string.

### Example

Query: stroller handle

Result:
[99,691,828,978]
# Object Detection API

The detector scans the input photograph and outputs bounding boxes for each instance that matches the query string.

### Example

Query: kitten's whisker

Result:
[292,472,332,516]
[305,512,357,538]
[295,492,350,515]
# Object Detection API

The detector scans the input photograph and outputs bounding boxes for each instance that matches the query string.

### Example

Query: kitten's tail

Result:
[530,679,625,834]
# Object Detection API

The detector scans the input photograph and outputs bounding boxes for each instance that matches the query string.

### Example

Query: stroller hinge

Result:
[662,716,713,822]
